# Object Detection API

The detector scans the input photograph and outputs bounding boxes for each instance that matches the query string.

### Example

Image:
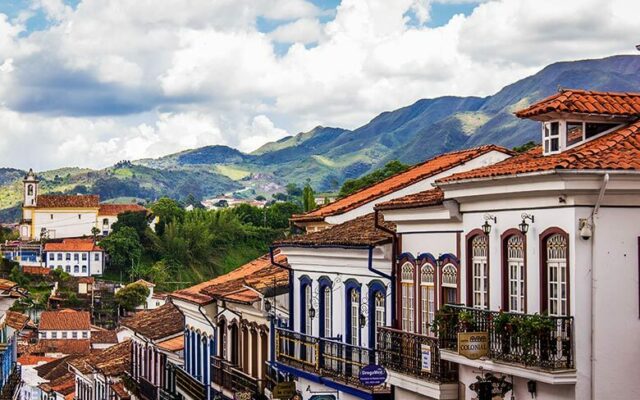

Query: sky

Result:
[0,0,638,171]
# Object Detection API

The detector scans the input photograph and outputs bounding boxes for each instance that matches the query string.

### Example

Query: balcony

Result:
[437,305,574,371]
[377,327,457,383]
[211,356,265,396]
[175,366,206,400]
[138,376,159,400]
[0,364,20,400]
[275,327,390,394]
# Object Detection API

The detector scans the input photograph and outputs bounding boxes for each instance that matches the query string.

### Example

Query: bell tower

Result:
[23,168,39,207]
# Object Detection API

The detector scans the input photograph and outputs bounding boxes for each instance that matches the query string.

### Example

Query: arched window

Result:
[318,276,332,339]
[471,235,489,309]
[368,280,386,348]
[27,184,33,196]
[545,232,568,316]
[505,234,526,313]
[401,262,415,332]
[102,218,109,226]
[441,263,457,305]
[420,263,435,334]
[350,290,360,346]
[304,284,312,335]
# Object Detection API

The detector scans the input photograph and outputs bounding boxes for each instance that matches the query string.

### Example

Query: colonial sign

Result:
[358,364,388,386]
[234,392,252,400]
[457,332,489,359]
[272,382,297,399]
[420,344,432,372]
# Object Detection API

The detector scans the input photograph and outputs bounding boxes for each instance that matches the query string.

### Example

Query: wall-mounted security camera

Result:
[579,218,592,240]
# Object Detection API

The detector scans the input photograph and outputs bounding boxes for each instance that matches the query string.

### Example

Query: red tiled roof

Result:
[90,330,118,344]
[291,145,513,223]
[438,119,640,184]
[69,340,131,377]
[23,266,51,276]
[157,336,184,352]
[6,311,29,330]
[374,188,445,210]
[200,255,289,304]
[515,89,640,119]
[276,213,394,248]
[120,303,183,340]
[98,204,146,216]
[37,195,100,208]
[78,277,95,284]
[29,340,92,355]
[39,309,91,331]
[44,238,102,252]
[17,355,57,366]
[0,279,17,291]
[111,382,130,399]
[171,253,288,305]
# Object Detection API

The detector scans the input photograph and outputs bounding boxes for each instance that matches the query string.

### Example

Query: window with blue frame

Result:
[318,277,332,338]
[344,279,362,346]
[299,276,313,335]
[368,280,386,348]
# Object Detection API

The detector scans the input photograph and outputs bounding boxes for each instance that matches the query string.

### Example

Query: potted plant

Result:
[493,310,514,355]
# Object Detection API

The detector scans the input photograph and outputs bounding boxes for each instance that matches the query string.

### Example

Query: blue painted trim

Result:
[397,252,416,262]
[318,276,332,338]
[439,253,459,264]
[368,280,386,347]
[417,252,437,266]
[299,275,312,334]
[274,362,378,400]
[344,279,362,346]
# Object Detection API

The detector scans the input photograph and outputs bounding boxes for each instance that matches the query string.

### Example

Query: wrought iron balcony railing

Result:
[138,376,159,400]
[275,327,389,393]
[175,366,206,400]
[211,356,265,396]
[437,305,574,370]
[376,327,457,383]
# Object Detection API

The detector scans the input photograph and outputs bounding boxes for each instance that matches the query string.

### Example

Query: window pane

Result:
[566,121,583,146]
[585,122,618,139]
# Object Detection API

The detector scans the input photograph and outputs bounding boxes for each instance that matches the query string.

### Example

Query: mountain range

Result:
[2,54,640,222]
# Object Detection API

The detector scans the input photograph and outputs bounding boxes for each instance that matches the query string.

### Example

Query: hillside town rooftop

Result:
[438,118,640,184]
[120,302,183,340]
[44,238,102,252]
[276,212,394,248]
[69,339,131,377]
[98,203,146,216]
[35,194,100,208]
[374,187,444,211]
[515,89,640,119]
[290,145,512,223]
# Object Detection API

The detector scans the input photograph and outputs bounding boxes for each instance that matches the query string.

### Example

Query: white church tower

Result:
[20,169,38,240]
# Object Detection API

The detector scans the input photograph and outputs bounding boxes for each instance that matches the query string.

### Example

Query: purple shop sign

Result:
[358,364,388,387]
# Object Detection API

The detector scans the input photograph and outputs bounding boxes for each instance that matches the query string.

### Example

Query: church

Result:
[19,169,146,241]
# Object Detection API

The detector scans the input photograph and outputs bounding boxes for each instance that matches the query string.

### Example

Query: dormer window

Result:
[543,121,560,154]
[543,120,621,155]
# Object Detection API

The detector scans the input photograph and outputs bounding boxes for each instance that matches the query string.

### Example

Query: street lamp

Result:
[519,213,535,234]
[482,214,496,235]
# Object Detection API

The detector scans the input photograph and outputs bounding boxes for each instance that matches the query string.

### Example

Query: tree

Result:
[302,183,316,212]
[151,197,185,236]
[285,183,302,198]
[255,195,266,201]
[91,226,100,240]
[99,226,143,272]
[112,211,148,238]
[339,160,409,197]
[115,282,150,311]
[266,202,302,229]
[512,141,537,153]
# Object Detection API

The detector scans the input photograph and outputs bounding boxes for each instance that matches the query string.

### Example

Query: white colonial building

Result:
[43,238,105,276]
[19,169,146,241]
[38,309,91,340]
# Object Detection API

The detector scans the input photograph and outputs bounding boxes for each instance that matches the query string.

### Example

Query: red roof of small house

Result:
[199,254,289,304]
[172,253,288,305]
[39,309,91,331]
[90,330,118,344]
[515,89,640,119]
[290,145,513,223]
[6,311,30,330]
[17,355,57,366]
[120,303,183,340]
[36,195,100,208]
[276,213,394,248]
[438,119,640,184]
[98,204,146,216]
[23,266,51,276]
[28,340,92,355]
[69,340,131,377]
[0,279,17,291]
[110,382,130,399]
[78,277,95,284]
[44,238,102,252]
[374,188,445,210]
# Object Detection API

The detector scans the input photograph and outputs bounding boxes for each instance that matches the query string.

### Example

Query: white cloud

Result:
[0,0,638,170]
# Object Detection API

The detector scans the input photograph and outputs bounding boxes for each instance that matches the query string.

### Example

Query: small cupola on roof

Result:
[515,89,640,155]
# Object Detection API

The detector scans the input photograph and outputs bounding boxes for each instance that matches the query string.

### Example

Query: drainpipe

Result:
[374,210,397,326]
[590,173,608,400]
[270,246,292,329]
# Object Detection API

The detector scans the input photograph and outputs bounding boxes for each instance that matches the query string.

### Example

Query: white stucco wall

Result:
[33,209,99,240]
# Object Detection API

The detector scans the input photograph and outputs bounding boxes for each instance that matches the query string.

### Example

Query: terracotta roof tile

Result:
[120,303,183,340]
[157,336,184,352]
[0,279,17,291]
[36,195,100,208]
[438,119,640,184]
[515,89,640,119]
[110,382,130,399]
[6,311,29,330]
[69,340,131,377]
[276,213,394,248]
[17,355,57,366]
[98,204,146,216]
[90,330,118,344]
[171,253,288,305]
[199,254,289,304]
[29,340,92,355]
[291,145,513,223]
[374,188,445,211]
[23,266,51,276]
[44,238,102,252]
[39,309,91,331]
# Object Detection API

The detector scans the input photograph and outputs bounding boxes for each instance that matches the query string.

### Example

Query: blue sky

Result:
[0,0,636,170]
